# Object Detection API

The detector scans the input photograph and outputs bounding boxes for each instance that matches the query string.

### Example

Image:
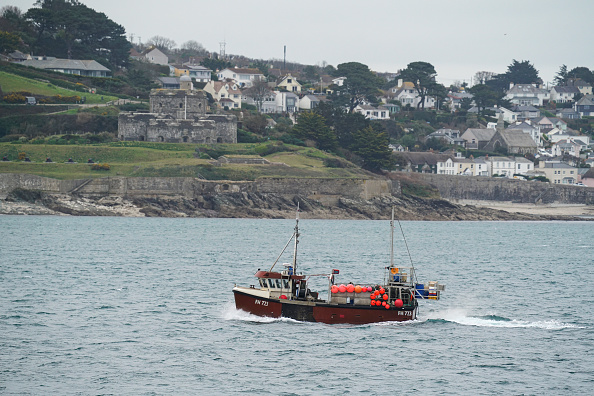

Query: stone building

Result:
[118,76,237,144]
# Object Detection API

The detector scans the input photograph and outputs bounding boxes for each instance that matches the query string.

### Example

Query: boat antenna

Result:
[292,202,300,273]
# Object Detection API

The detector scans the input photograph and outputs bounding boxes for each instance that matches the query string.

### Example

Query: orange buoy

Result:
[338,284,347,293]
[280,295,288,299]
[370,300,376,306]
[370,294,375,300]
[385,304,390,309]
[373,290,380,296]
[331,285,339,293]
[354,285,362,293]
[346,284,355,293]
[394,299,403,308]
[382,294,389,300]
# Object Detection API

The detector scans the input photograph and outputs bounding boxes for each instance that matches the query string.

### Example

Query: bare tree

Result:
[474,71,495,85]
[146,35,176,53]
[243,80,271,112]
[181,40,205,54]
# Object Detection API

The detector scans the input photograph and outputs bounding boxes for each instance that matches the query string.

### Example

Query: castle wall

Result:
[118,88,237,143]
[149,89,207,118]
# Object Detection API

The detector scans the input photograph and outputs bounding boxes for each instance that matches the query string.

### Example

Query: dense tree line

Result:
[1,1,130,70]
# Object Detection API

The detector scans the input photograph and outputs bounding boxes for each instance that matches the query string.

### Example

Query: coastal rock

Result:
[1,188,584,221]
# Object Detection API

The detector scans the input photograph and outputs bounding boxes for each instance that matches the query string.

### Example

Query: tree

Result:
[291,112,337,151]
[554,64,568,85]
[200,56,232,72]
[469,84,499,116]
[486,59,540,93]
[0,30,21,53]
[566,67,594,85]
[181,40,205,53]
[351,126,394,171]
[334,62,383,113]
[243,80,270,112]
[146,35,176,53]
[399,61,438,109]
[250,60,270,78]
[474,71,496,85]
[302,65,319,82]
[25,0,131,68]
[506,59,540,84]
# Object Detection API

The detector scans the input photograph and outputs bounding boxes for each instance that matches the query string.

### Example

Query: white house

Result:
[354,104,390,120]
[552,139,586,157]
[186,65,212,82]
[276,74,302,93]
[332,77,346,86]
[389,80,435,108]
[488,156,517,178]
[262,92,299,113]
[141,47,168,66]
[217,68,265,88]
[506,83,550,106]
[550,86,580,103]
[539,161,578,185]
[20,57,111,77]
[436,156,456,175]
[203,80,242,109]
[514,157,535,176]
[299,95,322,110]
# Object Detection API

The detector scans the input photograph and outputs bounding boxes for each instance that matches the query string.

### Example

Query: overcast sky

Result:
[7,0,594,86]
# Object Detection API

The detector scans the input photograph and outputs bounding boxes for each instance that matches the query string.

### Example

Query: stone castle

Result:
[118,76,237,143]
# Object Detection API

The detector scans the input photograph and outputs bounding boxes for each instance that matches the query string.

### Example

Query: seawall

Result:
[0,174,399,202]
[407,173,594,205]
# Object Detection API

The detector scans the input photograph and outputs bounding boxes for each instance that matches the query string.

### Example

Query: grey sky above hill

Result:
[8,0,594,86]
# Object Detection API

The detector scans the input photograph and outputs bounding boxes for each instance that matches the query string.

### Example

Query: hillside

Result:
[0,71,119,104]
[0,141,374,181]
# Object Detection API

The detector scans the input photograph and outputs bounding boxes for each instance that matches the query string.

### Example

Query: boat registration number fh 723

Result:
[254,299,269,307]
[397,311,413,316]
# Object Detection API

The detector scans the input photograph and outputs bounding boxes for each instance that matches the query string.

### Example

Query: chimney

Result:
[398,78,403,87]
[509,82,514,90]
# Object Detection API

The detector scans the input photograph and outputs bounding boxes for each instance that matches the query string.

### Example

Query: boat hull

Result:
[233,289,416,324]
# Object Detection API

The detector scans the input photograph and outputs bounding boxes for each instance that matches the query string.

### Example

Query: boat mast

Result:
[390,207,394,267]
[292,203,300,273]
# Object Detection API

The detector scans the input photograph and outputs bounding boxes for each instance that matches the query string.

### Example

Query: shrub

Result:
[278,134,305,146]
[91,163,110,171]
[18,152,26,160]
[323,157,351,168]
[254,142,290,156]
[237,128,264,143]
[3,93,26,104]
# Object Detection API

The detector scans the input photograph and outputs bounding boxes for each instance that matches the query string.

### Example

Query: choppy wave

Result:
[221,303,301,324]
[424,308,580,329]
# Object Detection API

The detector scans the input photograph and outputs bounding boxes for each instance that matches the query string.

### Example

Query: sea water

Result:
[1,216,593,395]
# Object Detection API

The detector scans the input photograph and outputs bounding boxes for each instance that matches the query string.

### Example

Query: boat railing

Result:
[386,266,415,286]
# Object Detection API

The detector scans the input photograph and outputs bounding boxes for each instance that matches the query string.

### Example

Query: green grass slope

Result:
[0,141,373,181]
[0,71,119,104]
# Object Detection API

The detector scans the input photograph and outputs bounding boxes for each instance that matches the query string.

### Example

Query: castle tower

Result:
[180,74,193,91]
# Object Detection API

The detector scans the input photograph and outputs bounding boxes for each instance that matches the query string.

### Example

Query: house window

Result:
[287,79,292,83]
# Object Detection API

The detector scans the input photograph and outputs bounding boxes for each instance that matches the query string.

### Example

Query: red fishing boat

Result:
[233,208,444,324]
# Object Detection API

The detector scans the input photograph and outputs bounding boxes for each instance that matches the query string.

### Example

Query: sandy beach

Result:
[457,200,594,218]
